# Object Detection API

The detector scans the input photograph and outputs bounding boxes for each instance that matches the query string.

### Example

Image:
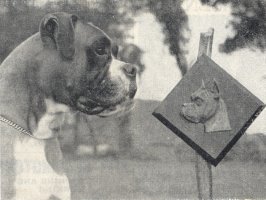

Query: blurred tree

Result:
[200,0,266,53]
[147,0,189,75]
[127,0,189,75]
[5,0,16,15]
[0,6,42,61]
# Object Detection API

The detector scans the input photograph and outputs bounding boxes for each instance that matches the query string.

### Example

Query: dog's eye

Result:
[195,98,203,106]
[95,46,106,55]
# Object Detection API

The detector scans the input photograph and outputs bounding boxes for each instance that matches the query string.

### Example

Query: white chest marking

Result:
[14,138,70,200]
[14,99,71,200]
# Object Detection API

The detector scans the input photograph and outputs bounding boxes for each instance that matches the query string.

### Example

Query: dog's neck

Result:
[204,99,231,133]
[0,33,44,131]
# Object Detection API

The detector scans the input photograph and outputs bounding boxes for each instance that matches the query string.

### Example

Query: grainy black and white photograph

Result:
[0,0,265,199]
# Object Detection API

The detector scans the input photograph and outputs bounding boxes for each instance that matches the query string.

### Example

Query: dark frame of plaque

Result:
[153,54,265,166]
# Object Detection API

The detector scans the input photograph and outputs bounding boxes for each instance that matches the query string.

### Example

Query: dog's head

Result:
[181,79,220,123]
[36,12,137,118]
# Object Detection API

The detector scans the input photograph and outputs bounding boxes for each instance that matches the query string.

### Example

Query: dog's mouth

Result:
[75,96,134,117]
[74,80,137,117]
[97,99,135,118]
[181,106,201,123]
[76,97,106,115]
[182,113,200,123]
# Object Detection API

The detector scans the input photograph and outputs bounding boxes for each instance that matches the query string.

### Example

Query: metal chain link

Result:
[0,115,35,138]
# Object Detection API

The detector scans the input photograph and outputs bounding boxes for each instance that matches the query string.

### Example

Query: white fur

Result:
[14,138,70,200]
[109,57,130,90]
[14,99,71,200]
[32,99,70,139]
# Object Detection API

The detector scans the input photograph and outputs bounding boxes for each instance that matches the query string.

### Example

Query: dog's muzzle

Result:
[181,103,201,123]
[75,63,137,116]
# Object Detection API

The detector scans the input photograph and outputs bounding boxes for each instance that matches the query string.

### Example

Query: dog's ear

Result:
[112,44,119,58]
[40,13,79,60]
[209,79,220,99]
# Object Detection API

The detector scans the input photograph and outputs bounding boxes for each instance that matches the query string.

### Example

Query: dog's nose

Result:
[123,64,137,78]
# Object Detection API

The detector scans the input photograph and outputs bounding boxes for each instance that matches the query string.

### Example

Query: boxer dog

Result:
[0,12,137,200]
[181,79,231,133]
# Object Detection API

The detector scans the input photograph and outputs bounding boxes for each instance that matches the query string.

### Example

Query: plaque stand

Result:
[153,26,265,199]
[195,28,214,200]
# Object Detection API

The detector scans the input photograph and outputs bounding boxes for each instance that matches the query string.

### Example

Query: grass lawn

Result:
[60,99,266,199]
[64,155,266,199]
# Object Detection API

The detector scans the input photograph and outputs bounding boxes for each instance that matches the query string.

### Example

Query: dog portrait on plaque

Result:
[181,79,231,133]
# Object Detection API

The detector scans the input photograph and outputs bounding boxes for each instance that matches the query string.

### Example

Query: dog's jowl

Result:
[0,12,137,200]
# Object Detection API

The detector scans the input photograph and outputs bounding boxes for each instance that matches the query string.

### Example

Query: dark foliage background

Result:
[127,0,189,75]
[200,0,266,53]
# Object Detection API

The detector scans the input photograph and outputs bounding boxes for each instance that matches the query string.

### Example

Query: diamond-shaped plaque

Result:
[153,54,265,166]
